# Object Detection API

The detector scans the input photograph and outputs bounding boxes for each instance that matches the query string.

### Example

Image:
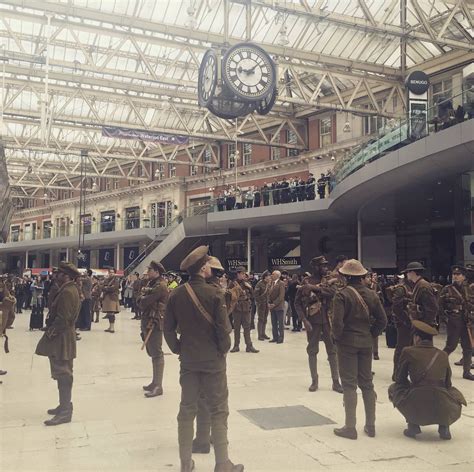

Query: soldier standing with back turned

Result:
[164,246,244,472]
[439,265,474,381]
[332,260,387,440]
[35,262,81,426]
[295,256,343,393]
[138,261,169,398]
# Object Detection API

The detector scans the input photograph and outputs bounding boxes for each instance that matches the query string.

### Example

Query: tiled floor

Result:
[1,309,473,471]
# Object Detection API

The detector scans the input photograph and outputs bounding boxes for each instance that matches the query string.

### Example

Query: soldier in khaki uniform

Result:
[101,267,120,333]
[193,256,226,455]
[254,271,271,340]
[164,246,244,472]
[295,256,343,393]
[389,274,414,380]
[138,261,169,398]
[332,260,387,440]
[35,262,81,426]
[439,265,474,381]
[229,267,258,354]
[403,262,438,327]
[91,276,102,323]
[389,320,467,440]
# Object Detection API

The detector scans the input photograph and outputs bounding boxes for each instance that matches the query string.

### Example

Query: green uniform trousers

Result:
[444,318,472,374]
[49,358,73,381]
[177,366,229,464]
[233,310,252,347]
[141,319,164,387]
[337,344,376,428]
[393,323,412,379]
[306,321,339,382]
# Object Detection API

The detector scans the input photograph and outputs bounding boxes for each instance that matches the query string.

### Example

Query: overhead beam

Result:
[0,0,402,76]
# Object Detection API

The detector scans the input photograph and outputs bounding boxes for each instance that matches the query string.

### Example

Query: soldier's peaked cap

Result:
[412,319,438,336]
[339,259,368,277]
[148,261,165,274]
[451,264,466,275]
[208,256,225,271]
[58,261,81,279]
[180,245,210,271]
[310,255,329,266]
[401,261,425,273]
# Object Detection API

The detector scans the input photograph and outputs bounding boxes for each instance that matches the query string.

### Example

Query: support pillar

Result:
[247,227,251,273]
[25,250,29,269]
[357,208,363,262]
[66,247,69,261]
[116,243,121,270]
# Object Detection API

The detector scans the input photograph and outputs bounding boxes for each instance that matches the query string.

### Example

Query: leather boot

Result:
[438,425,451,440]
[332,380,343,393]
[454,358,463,366]
[142,382,155,392]
[246,345,259,353]
[257,322,264,340]
[192,439,211,454]
[180,459,195,472]
[362,389,376,435]
[230,345,240,353]
[47,403,74,415]
[462,372,474,380]
[333,426,357,440]
[214,460,245,472]
[145,357,164,397]
[308,355,318,391]
[403,423,421,438]
[341,389,357,431]
[44,404,72,426]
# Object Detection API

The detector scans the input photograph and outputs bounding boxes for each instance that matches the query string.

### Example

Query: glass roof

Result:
[0,0,471,194]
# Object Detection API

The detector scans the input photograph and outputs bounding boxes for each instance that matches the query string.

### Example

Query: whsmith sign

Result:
[269,257,301,268]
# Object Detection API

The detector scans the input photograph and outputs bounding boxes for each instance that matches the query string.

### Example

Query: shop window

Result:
[10,225,20,242]
[204,148,212,174]
[151,202,167,228]
[191,165,199,176]
[24,222,37,241]
[320,118,332,147]
[169,163,176,178]
[55,217,69,237]
[42,221,52,239]
[287,129,299,156]
[100,210,116,232]
[125,206,140,229]
[228,143,236,168]
[80,214,92,234]
[243,143,252,166]
[155,163,164,180]
[432,78,452,105]
[271,133,281,160]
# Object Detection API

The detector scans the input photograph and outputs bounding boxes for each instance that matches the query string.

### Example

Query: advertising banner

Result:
[102,126,189,145]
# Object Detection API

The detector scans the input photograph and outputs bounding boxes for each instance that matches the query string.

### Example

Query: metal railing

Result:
[331,85,473,186]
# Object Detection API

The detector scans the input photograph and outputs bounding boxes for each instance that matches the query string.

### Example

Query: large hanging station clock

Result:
[197,42,277,120]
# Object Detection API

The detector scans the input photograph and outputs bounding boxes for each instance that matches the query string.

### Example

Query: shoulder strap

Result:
[347,286,370,317]
[415,351,440,384]
[450,285,464,301]
[184,283,215,326]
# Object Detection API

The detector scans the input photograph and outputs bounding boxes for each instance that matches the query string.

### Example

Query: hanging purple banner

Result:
[102,126,189,145]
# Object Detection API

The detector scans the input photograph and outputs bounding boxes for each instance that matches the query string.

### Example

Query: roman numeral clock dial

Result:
[198,49,218,107]
[223,43,276,103]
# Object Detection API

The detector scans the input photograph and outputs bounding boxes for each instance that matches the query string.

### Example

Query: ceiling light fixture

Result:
[277,24,289,46]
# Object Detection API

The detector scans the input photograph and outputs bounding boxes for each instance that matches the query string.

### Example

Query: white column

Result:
[25,250,29,269]
[66,247,69,261]
[116,243,121,270]
[247,227,251,273]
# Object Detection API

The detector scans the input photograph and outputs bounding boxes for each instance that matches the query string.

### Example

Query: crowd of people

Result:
[0,252,473,471]
[214,172,332,211]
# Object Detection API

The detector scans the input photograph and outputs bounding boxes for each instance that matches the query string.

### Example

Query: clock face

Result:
[198,49,218,107]
[222,43,276,102]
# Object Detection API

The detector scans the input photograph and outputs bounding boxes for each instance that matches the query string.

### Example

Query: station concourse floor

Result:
[1,308,473,472]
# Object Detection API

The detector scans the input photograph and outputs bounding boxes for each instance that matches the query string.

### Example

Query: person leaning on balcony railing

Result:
[245,187,254,208]
[261,183,270,206]
[216,192,225,211]
[306,174,316,200]
[102,267,120,333]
